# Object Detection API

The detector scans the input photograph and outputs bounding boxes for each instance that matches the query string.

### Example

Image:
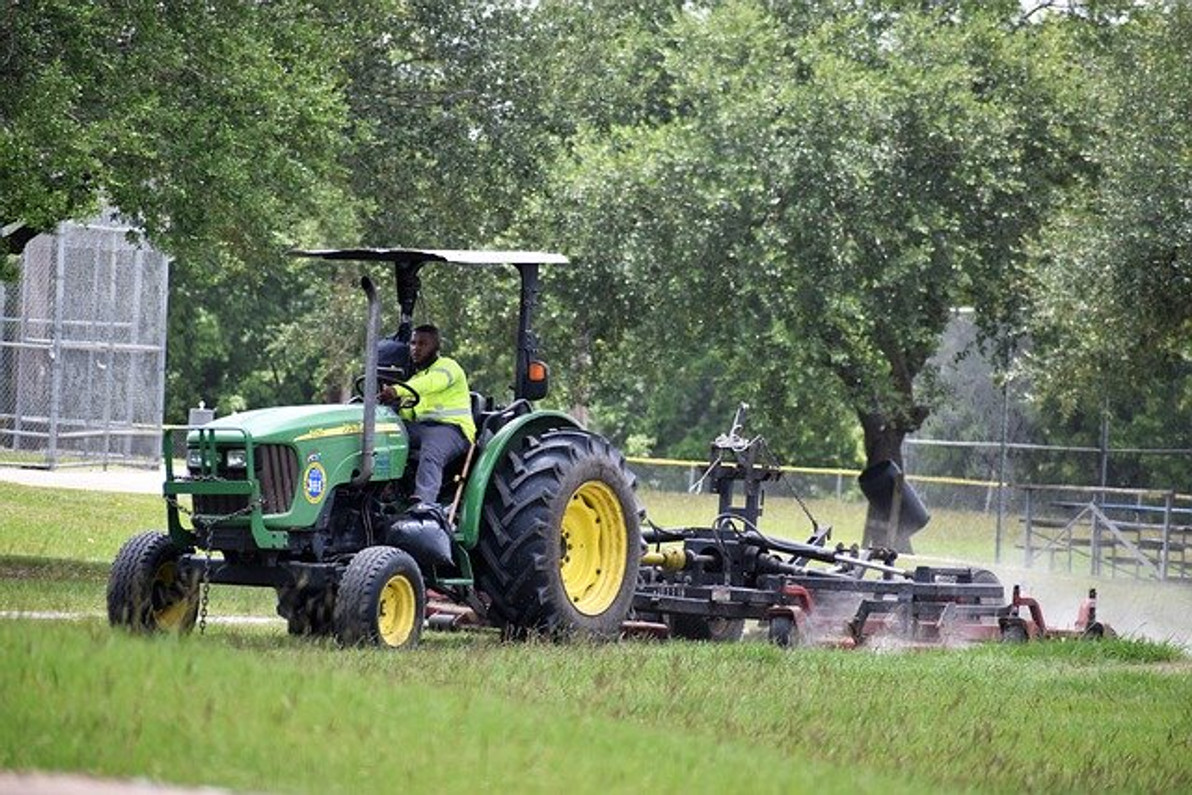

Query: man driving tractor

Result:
[380,324,475,518]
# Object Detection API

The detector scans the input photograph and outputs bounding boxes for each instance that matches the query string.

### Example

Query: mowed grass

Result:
[0,482,162,562]
[2,620,1190,795]
[2,479,1192,793]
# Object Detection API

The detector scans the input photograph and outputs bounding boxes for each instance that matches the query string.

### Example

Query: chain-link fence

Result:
[0,212,169,468]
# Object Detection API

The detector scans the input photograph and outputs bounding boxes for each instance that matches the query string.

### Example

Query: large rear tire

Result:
[477,429,641,637]
[334,546,425,649]
[107,531,198,634]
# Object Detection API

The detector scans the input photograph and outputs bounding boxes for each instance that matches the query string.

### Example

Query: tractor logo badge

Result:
[302,461,327,503]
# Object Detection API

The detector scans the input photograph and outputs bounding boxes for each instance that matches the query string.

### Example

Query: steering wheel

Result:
[352,372,420,410]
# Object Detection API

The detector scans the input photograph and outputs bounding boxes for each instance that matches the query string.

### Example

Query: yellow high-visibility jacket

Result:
[400,356,476,443]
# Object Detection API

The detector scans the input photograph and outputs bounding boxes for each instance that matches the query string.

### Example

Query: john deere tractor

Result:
[107,249,641,648]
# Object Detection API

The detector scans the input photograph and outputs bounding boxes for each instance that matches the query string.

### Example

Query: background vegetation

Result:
[4,0,1191,485]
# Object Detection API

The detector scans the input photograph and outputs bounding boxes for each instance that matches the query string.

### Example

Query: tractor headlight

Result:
[225,449,248,469]
[186,448,204,469]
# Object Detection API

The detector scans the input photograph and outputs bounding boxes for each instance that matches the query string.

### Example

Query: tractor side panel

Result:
[288,422,409,527]
[455,411,581,549]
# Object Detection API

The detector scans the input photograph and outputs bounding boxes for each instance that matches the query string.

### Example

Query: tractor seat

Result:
[437,395,532,493]
[475,398,533,446]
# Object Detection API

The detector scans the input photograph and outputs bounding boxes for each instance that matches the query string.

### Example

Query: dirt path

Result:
[0,466,162,494]
[0,772,245,794]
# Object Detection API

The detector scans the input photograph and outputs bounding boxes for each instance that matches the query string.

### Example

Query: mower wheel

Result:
[669,614,746,643]
[107,531,198,634]
[972,568,1004,606]
[1001,621,1030,644]
[277,586,335,637]
[334,546,425,649]
[477,428,641,638]
[768,616,799,648]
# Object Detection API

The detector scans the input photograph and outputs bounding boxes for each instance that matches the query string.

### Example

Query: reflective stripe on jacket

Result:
[401,355,476,442]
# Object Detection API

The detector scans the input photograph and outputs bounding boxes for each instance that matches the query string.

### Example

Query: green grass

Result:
[1,620,1188,794]
[2,479,1191,793]
[0,482,162,562]
[0,557,279,617]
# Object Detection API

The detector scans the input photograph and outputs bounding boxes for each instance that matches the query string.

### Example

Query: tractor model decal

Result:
[295,422,401,442]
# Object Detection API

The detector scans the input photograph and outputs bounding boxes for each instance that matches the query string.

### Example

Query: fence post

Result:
[1024,488,1034,568]
[1162,491,1173,582]
[47,232,66,469]
[1091,501,1101,577]
[995,380,1010,563]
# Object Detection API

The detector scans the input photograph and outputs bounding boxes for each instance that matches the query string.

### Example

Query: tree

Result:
[527,1,1088,481]
[1029,3,1192,412]
[1,1,375,418]
[1,1,357,262]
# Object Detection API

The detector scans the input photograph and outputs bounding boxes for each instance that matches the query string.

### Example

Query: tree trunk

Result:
[860,411,906,472]
[859,411,910,550]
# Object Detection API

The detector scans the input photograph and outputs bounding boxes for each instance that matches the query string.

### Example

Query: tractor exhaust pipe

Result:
[353,276,381,488]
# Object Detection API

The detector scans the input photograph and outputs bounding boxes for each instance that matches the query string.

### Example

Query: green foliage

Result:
[7,0,1189,475]
[1028,4,1192,413]
[524,2,1086,464]
[0,1,357,261]
[0,1,372,420]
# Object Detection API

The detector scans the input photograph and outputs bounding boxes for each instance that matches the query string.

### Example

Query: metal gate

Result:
[0,212,169,468]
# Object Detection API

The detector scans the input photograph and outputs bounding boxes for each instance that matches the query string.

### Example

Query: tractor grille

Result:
[255,444,299,514]
[192,444,299,518]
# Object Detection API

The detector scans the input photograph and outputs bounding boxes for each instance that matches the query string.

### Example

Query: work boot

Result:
[410,501,450,529]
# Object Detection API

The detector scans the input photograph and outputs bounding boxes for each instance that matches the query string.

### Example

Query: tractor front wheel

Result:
[478,429,640,638]
[107,531,198,634]
[333,546,425,649]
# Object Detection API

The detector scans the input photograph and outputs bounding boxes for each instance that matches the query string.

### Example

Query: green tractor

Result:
[107,249,642,648]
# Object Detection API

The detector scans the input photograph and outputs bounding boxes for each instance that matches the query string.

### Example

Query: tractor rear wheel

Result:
[107,531,198,634]
[333,546,425,649]
[477,429,640,638]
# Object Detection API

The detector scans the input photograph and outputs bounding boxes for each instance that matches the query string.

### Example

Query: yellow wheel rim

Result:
[151,561,191,630]
[377,574,417,646]
[560,480,628,616]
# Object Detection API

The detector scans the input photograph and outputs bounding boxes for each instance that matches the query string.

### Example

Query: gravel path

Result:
[0,466,162,494]
[0,772,242,795]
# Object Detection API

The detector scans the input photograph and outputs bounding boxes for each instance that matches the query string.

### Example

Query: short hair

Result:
[412,324,439,339]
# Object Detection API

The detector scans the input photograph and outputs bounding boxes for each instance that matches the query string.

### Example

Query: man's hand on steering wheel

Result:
[377,380,420,410]
[353,371,420,410]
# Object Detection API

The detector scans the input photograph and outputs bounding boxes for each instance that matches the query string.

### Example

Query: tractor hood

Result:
[196,404,401,445]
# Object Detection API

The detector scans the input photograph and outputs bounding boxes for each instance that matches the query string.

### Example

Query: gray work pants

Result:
[406,421,470,504]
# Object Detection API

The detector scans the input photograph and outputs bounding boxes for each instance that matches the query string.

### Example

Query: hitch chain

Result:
[197,521,214,634]
[163,495,262,635]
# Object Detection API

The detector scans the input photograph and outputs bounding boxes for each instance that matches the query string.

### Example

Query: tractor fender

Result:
[455,410,582,549]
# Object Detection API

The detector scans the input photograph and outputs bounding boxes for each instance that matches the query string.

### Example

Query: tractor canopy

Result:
[290,247,570,402]
[289,248,569,267]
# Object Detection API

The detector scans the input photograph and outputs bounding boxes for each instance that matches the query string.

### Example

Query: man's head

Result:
[409,324,441,369]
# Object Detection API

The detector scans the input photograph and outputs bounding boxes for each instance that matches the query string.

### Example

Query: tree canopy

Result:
[3,0,1190,486]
